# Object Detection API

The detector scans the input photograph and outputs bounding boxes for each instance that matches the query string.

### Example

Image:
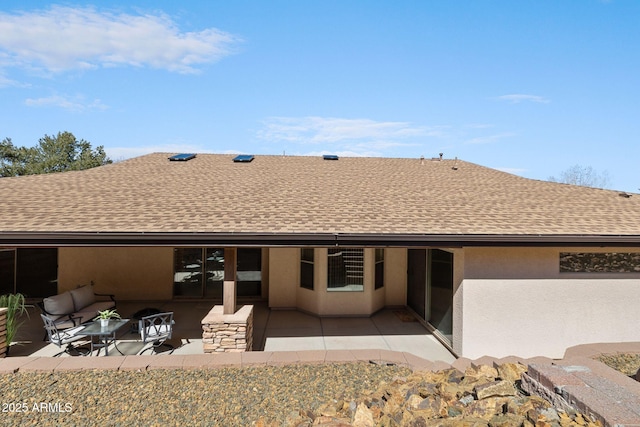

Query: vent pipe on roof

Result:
[452,157,459,170]
[420,155,425,165]
[439,153,443,161]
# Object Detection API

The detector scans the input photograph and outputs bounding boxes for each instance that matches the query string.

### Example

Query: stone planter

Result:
[202,305,253,353]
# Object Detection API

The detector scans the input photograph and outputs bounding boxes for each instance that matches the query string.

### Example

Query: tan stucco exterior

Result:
[458,247,640,358]
[269,248,398,316]
[58,247,174,300]
[56,245,640,358]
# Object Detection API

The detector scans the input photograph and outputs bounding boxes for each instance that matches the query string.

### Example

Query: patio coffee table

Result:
[80,319,129,356]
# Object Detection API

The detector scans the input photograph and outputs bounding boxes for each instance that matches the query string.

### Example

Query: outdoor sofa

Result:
[38,284,116,329]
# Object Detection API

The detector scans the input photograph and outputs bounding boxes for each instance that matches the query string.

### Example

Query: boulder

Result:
[496,363,527,383]
[475,380,518,400]
[352,402,374,427]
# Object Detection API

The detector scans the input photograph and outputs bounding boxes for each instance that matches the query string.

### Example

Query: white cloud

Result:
[496,94,550,104]
[25,94,108,112]
[0,6,240,74]
[258,116,441,144]
[495,167,527,175]
[465,132,515,144]
[0,73,28,88]
[297,150,381,157]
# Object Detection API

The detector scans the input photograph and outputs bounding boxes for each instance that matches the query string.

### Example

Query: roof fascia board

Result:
[2,232,640,247]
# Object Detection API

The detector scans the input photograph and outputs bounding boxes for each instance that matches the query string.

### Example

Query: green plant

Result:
[0,293,28,346]
[94,309,121,321]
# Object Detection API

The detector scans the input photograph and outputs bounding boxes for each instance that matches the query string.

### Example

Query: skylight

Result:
[168,153,196,162]
[323,154,339,160]
[233,155,255,163]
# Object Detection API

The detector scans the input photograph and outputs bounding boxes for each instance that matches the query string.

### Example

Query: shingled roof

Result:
[1,153,639,246]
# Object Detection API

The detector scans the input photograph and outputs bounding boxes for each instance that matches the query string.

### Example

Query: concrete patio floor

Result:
[8,301,455,363]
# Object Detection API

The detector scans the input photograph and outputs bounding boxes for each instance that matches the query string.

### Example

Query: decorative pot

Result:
[100,318,109,328]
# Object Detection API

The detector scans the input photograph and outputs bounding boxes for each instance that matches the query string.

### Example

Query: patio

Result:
[7,301,456,363]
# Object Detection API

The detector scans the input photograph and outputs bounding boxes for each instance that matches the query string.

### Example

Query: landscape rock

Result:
[475,380,518,399]
[496,363,527,383]
[292,364,602,427]
[352,403,374,427]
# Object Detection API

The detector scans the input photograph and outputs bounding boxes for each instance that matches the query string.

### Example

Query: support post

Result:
[223,248,237,315]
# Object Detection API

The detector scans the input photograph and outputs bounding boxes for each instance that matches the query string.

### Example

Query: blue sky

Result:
[1,1,639,192]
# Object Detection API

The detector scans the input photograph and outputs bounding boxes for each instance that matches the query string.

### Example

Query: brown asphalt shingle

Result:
[0,153,639,236]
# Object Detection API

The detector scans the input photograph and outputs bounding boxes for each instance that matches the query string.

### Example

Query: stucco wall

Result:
[58,247,174,300]
[384,248,407,307]
[268,248,298,308]
[451,248,465,356]
[459,247,640,358]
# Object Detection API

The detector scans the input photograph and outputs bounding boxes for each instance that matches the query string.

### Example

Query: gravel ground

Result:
[596,353,640,378]
[0,363,410,426]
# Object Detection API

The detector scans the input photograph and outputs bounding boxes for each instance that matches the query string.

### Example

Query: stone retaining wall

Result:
[0,307,7,358]
[202,305,253,353]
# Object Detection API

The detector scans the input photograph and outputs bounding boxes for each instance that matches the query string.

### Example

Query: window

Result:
[375,249,384,289]
[0,248,57,297]
[300,248,314,290]
[327,248,364,292]
[173,247,225,298]
[173,247,262,298]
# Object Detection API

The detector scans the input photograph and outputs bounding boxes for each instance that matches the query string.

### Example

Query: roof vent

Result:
[323,154,339,160]
[168,153,196,162]
[233,154,255,163]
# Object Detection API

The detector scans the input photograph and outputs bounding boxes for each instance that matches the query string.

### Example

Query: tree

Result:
[0,132,112,177]
[548,164,611,189]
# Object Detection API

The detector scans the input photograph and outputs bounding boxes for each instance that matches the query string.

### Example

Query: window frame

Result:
[300,248,314,290]
[327,247,364,292]
[374,248,384,289]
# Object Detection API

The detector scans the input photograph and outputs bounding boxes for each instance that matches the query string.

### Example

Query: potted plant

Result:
[0,293,28,355]
[94,309,120,327]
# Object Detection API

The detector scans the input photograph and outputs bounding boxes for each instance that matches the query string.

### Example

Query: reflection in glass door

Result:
[0,250,15,295]
[204,248,224,298]
[428,249,453,344]
[173,247,261,298]
[237,248,262,297]
[173,248,205,297]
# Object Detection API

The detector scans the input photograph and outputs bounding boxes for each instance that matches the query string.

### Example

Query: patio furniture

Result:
[37,284,116,339]
[80,318,129,356]
[130,307,162,333]
[138,312,174,354]
[40,314,90,357]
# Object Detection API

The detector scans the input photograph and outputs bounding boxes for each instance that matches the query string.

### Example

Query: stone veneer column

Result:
[202,305,253,353]
[0,307,7,358]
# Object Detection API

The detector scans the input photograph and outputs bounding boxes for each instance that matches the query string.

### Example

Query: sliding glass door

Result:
[173,247,261,299]
[0,248,58,298]
[407,248,454,345]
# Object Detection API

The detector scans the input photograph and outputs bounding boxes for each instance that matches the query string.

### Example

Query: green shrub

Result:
[0,293,28,346]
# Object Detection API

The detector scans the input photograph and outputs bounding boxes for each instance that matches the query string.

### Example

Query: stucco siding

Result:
[384,248,407,307]
[459,246,640,358]
[268,248,298,308]
[459,278,640,358]
[452,249,465,355]
[58,247,173,300]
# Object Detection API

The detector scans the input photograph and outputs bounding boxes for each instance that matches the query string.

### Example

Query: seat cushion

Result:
[69,285,96,311]
[74,301,116,323]
[43,292,74,316]
[142,324,171,340]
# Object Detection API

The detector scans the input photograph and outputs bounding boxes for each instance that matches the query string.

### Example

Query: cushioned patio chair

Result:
[40,314,90,357]
[138,312,174,354]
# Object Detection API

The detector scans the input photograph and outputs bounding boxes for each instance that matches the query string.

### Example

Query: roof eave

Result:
[2,232,640,248]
